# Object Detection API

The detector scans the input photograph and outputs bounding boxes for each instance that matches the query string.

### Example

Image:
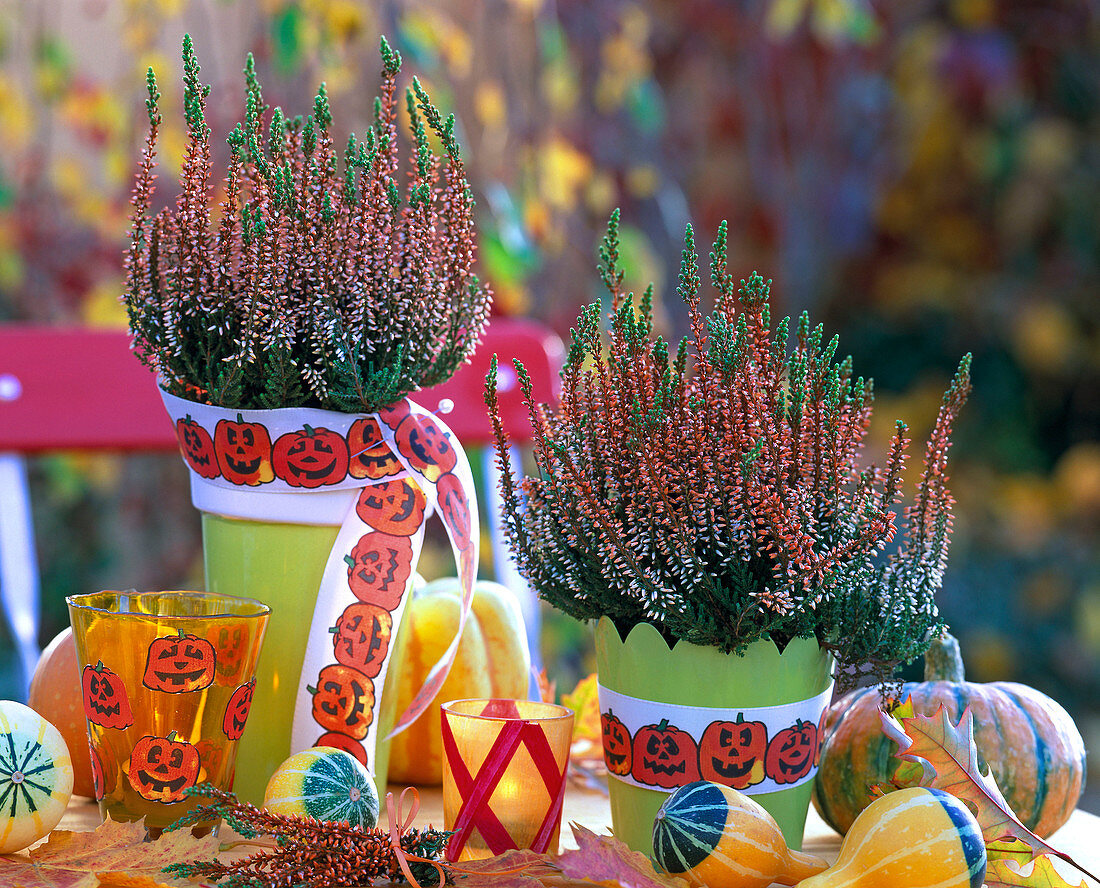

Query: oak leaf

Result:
[986,841,1089,888]
[556,824,688,888]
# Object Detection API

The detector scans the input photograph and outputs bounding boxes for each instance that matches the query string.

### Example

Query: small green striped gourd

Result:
[0,700,74,853]
[799,787,986,888]
[263,747,379,829]
[652,781,827,888]
[813,632,1086,837]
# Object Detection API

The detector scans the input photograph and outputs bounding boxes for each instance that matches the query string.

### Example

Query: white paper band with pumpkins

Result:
[597,683,834,794]
[160,391,479,777]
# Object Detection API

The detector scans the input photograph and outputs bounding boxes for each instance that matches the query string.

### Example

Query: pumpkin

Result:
[222,679,255,740]
[347,417,402,480]
[812,631,1087,837]
[652,781,827,888]
[344,532,414,609]
[356,478,427,536]
[28,627,95,797]
[263,747,379,829]
[329,602,393,678]
[632,719,701,789]
[142,629,217,694]
[434,471,474,555]
[698,715,768,790]
[601,709,633,777]
[393,413,457,481]
[0,700,74,853]
[309,664,375,740]
[388,578,530,786]
[214,414,274,486]
[799,787,985,888]
[764,719,818,785]
[127,731,203,803]
[175,415,219,479]
[272,424,350,488]
[81,660,134,730]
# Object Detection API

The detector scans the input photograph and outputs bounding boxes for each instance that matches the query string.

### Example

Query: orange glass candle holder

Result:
[67,590,269,832]
[441,698,574,861]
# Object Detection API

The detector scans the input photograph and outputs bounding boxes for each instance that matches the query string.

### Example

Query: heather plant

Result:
[486,212,971,684]
[124,35,491,412]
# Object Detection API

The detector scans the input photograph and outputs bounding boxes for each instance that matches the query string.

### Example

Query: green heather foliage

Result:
[487,212,972,685]
[124,35,491,412]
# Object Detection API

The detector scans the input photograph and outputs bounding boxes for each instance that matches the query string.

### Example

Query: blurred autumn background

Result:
[0,0,1097,809]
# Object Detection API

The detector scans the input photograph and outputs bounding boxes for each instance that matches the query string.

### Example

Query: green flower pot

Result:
[595,617,834,856]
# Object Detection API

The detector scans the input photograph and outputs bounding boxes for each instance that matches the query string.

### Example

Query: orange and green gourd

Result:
[799,787,986,888]
[263,747,379,829]
[0,700,74,853]
[652,781,827,888]
[813,631,1085,837]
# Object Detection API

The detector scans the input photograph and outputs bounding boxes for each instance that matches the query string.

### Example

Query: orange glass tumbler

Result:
[67,590,269,832]
[441,698,574,861]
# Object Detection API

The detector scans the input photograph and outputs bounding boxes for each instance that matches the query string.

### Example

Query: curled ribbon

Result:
[160,391,479,779]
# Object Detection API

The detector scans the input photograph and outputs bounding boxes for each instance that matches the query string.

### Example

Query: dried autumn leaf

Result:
[880,705,1098,884]
[986,841,1089,888]
[534,668,558,705]
[556,823,689,888]
[451,847,560,888]
[561,674,601,744]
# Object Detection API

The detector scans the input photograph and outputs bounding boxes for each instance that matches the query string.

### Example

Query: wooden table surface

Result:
[51,785,1100,887]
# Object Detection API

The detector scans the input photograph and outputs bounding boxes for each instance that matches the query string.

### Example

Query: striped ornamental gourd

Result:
[263,747,379,829]
[652,781,827,888]
[813,632,1086,838]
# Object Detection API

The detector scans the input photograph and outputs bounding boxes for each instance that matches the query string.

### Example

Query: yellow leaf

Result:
[561,673,601,743]
[986,841,1088,888]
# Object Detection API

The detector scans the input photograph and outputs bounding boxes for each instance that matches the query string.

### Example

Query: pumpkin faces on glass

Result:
[765,719,818,785]
[699,715,768,790]
[127,731,202,803]
[309,664,375,740]
[273,424,350,488]
[222,679,255,741]
[214,415,274,486]
[329,603,392,678]
[175,415,219,479]
[81,661,134,730]
[601,710,633,777]
[344,533,414,609]
[143,630,217,694]
[631,719,700,789]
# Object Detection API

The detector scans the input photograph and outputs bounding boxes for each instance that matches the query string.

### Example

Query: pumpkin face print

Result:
[698,715,768,789]
[175,416,219,479]
[601,710,632,776]
[394,414,457,481]
[81,661,134,729]
[272,425,350,488]
[143,630,216,694]
[631,719,700,789]
[377,399,411,431]
[356,478,426,536]
[315,731,369,767]
[214,415,274,486]
[207,623,248,678]
[435,471,473,555]
[765,719,818,785]
[347,417,402,480]
[310,664,375,740]
[90,742,104,800]
[330,603,392,678]
[344,533,414,609]
[222,679,255,741]
[127,732,202,803]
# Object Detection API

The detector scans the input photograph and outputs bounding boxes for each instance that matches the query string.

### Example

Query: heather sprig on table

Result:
[125,34,491,413]
[487,211,971,684]
[163,786,451,888]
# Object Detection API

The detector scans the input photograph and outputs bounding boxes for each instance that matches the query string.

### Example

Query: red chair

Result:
[0,318,561,698]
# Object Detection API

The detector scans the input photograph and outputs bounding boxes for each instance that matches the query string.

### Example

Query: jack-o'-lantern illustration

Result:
[698,714,768,789]
[222,679,255,740]
[207,622,248,678]
[315,730,369,767]
[344,533,414,609]
[142,630,217,694]
[194,738,225,779]
[347,417,402,480]
[631,719,700,789]
[214,414,274,486]
[356,478,426,536]
[601,709,632,776]
[175,415,219,479]
[764,719,818,785]
[377,399,411,431]
[394,414,457,481]
[90,742,105,800]
[81,661,134,729]
[309,664,375,740]
[272,424,350,488]
[435,471,473,554]
[329,602,392,677]
[127,731,203,803]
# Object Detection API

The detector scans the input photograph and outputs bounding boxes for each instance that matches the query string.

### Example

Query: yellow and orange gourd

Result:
[652,781,827,888]
[387,579,530,786]
[799,787,986,888]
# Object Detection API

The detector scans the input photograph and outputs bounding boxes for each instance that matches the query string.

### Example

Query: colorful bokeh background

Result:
[0,1,1097,809]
